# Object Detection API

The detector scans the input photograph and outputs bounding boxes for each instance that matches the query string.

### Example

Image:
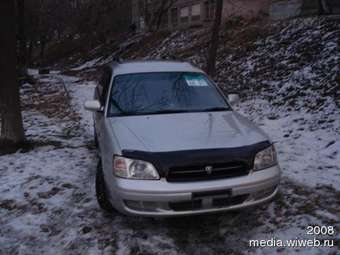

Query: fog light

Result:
[124,200,142,210]
[253,187,277,200]
[124,200,159,212]
[141,201,158,211]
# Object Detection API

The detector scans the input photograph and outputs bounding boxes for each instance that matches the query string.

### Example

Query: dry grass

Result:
[21,78,80,121]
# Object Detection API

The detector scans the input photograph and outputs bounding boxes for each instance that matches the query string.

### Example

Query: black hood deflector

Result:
[122,141,271,177]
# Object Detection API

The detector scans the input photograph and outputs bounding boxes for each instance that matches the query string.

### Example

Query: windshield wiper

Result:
[112,109,190,116]
[111,99,130,115]
[112,107,230,116]
[139,108,230,115]
[200,107,231,112]
[145,109,191,115]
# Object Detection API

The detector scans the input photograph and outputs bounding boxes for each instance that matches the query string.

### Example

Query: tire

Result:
[96,161,114,213]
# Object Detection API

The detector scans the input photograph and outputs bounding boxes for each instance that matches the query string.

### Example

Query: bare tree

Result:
[0,0,25,144]
[317,0,332,15]
[145,0,175,31]
[74,0,131,43]
[17,0,26,68]
[155,0,175,31]
[206,0,223,77]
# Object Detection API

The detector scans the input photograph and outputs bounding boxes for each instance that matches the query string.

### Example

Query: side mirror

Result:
[228,94,240,105]
[84,100,102,112]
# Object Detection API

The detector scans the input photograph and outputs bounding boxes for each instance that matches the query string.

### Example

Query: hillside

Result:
[72,16,339,111]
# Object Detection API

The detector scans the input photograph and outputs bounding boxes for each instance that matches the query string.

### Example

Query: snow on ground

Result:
[71,58,102,71]
[57,74,96,136]
[236,98,340,190]
[1,17,340,254]
[0,70,339,255]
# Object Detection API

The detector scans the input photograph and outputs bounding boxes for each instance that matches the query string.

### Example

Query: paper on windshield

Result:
[184,74,209,87]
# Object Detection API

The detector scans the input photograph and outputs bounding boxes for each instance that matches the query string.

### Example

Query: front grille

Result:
[167,162,250,182]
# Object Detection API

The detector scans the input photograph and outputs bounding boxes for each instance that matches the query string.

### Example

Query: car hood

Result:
[110,111,270,153]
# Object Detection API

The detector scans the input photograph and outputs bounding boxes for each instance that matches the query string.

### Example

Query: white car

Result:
[85,60,281,217]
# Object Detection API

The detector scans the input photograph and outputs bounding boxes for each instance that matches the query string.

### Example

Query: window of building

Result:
[180,7,189,23]
[191,4,201,21]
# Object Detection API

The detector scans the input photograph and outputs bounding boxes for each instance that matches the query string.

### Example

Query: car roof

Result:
[110,60,205,76]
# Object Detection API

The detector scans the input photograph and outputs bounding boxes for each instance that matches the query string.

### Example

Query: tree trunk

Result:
[0,0,25,143]
[155,0,167,30]
[206,0,223,77]
[40,37,46,63]
[17,0,26,68]
[318,0,331,15]
[150,0,174,31]
[144,0,150,28]
[27,41,33,66]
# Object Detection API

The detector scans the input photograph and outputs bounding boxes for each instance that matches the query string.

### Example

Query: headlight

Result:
[253,145,277,171]
[113,156,160,180]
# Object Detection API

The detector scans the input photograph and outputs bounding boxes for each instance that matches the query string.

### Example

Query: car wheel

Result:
[96,161,114,213]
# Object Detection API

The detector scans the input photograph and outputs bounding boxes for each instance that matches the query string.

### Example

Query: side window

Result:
[96,67,112,106]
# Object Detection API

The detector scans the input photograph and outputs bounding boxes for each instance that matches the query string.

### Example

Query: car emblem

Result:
[205,166,213,174]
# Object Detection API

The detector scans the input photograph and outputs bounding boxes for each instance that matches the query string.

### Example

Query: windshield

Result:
[108,72,231,116]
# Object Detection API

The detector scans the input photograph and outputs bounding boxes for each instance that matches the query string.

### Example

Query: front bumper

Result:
[107,165,281,217]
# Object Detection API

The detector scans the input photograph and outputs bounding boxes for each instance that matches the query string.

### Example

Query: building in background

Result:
[131,0,272,31]
[131,0,340,31]
[222,0,271,19]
